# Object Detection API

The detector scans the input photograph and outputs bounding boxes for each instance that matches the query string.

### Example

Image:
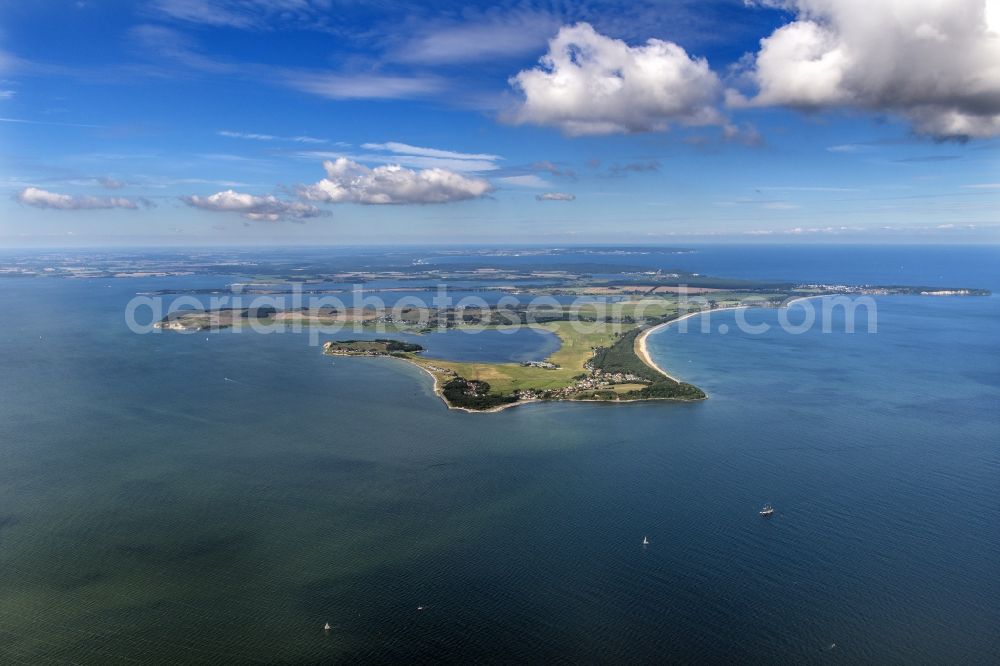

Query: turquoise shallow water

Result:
[0,246,998,663]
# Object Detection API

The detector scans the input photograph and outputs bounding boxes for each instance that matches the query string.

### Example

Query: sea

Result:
[0,245,997,664]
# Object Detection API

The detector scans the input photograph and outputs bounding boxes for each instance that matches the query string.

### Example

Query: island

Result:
[143,249,989,413]
[322,315,706,412]
[323,339,424,356]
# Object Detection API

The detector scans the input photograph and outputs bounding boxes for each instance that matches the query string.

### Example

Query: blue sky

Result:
[1,0,998,246]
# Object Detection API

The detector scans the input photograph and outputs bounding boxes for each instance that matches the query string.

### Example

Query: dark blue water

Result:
[0,245,997,663]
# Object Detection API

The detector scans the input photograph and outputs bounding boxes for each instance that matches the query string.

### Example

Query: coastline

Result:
[378,355,700,414]
[411,360,528,413]
[340,295,830,413]
[337,355,527,413]
[635,296,828,382]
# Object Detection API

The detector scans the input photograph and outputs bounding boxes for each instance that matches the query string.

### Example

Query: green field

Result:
[411,320,618,394]
[394,298,675,392]
[399,296,716,405]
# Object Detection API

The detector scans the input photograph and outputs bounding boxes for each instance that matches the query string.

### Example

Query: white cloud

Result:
[497,175,551,188]
[219,129,328,143]
[358,142,502,172]
[159,177,253,188]
[299,150,499,173]
[16,187,140,210]
[605,160,661,177]
[531,160,577,179]
[297,158,492,205]
[0,89,14,99]
[362,142,500,162]
[182,190,324,221]
[97,177,125,190]
[290,73,443,100]
[128,24,234,74]
[755,185,861,192]
[149,0,261,30]
[735,0,1000,138]
[127,23,441,102]
[964,182,1000,189]
[0,116,103,128]
[827,144,863,153]
[392,12,559,64]
[0,49,21,73]
[536,192,576,201]
[148,0,332,32]
[508,22,723,135]
[218,130,275,141]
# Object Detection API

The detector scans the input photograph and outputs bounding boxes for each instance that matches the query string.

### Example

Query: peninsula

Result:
[323,314,706,412]
[145,251,989,413]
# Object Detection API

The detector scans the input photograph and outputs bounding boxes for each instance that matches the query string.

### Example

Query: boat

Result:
[759,505,774,517]
[642,536,650,545]
[323,622,331,632]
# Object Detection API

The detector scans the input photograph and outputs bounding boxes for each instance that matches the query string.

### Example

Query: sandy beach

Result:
[371,296,828,412]
[634,307,748,382]
[399,357,531,413]
[635,296,827,382]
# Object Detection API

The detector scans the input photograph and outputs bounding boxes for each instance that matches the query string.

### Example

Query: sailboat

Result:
[642,536,650,545]
[323,622,331,632]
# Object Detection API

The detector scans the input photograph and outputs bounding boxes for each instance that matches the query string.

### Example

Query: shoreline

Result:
[412,360,528,413]
[339,295,829,413]
[635,295,828,382]
[371,355,701,414]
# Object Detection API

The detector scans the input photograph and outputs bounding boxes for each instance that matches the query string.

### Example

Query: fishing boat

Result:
[759,504,774,517]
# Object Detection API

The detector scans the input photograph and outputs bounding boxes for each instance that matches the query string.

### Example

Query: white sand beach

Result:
[635,296,826,381]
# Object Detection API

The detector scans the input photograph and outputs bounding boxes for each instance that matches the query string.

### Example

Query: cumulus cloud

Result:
[181,190,324,221]
[508,22,723,135]
[536,192,576,201]
[16,187,140,210]
[297,158,492,204]
[735,0,1000,138]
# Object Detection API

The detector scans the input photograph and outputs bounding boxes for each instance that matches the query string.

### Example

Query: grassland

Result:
[157,293,785,411]
[390,297,673,394]
[374,296,710,410]
[409,320,618,395]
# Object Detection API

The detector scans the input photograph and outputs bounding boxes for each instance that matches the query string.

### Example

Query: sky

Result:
[1,0,999,246]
